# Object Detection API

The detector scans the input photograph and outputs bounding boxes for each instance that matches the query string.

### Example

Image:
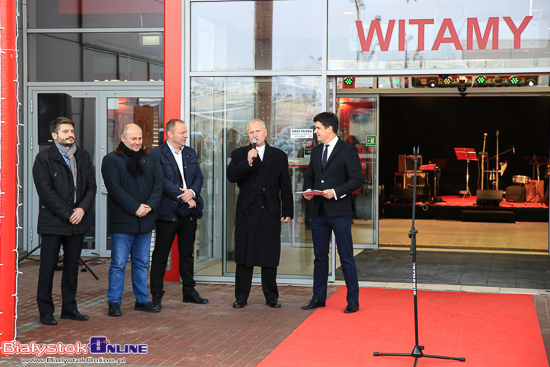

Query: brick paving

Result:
[2,257,336,366]
[3,253,550,366]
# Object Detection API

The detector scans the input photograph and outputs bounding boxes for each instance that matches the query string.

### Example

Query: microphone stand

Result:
[374,147,466,366]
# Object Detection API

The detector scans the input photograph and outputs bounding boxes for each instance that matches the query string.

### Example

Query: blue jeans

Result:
[108,232,152,305]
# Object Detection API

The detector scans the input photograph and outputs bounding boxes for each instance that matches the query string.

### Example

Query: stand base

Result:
[374,345,465,366]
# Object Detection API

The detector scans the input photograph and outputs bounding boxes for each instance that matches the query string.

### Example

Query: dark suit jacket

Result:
[227,143,293,267]
[150,142,204,221]
[303,138,363,217]
[101,146,163,234]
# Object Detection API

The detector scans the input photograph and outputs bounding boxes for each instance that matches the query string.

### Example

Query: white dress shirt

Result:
[167,142,195,197]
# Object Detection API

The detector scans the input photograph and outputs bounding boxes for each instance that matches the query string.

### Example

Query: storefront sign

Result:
[329,0,550,73]
[356,16,533,52]
[290,129,314,139]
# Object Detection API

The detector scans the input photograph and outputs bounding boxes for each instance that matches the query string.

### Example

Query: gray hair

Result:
[248,119,266,130]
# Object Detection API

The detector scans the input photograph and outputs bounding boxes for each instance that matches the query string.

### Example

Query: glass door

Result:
[26,88,163,258]
[334,91,380,248]
[27,90,99,257]
[99,93,164,257]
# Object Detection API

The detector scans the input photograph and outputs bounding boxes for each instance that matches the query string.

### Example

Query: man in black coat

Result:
[227,119,293,309]
[101,123,163,316]
[301,112,363,313]
[32,116,97,325]
[149,119,208,308]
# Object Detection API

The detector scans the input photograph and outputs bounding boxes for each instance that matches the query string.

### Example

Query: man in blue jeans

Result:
[101,123,163,316]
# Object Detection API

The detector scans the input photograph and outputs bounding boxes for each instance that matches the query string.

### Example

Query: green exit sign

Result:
[366,135,376,146]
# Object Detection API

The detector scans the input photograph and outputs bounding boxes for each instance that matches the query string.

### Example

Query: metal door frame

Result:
[25,85,163,258]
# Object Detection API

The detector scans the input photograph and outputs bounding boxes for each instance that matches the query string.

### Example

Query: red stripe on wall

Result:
[0,0,19,351]
[164,0,183,282]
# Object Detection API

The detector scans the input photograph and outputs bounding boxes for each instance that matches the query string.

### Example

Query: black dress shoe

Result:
[152,293,163,309]
[40,314,57,325]
[344,302,360,313]
[233,299,247,308]
[61,310,89,321]
[135,301,161,312]
[183,291,209,304]
[302,299,326,310]
[266,299,281,308]
[108,302,121,317]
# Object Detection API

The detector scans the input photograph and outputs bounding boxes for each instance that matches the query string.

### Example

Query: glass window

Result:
[28,33,164,82]
[190,76,324,278]
[191,0,323,71]
[328,0,550,73]
[28,0,163,29]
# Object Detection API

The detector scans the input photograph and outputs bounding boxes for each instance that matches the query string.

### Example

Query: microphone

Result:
[484,133,487,137]
[251,139,258,160]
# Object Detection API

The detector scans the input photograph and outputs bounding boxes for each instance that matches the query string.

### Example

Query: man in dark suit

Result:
[227,119,293,309]
[301,112,363,313]
[150,119,208,308]
[33,117,96,325]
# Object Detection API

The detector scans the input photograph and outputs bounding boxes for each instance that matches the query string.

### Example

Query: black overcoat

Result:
[227,143,293,267]
[32,144,96,236]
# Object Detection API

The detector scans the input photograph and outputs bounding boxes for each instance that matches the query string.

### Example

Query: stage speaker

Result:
[389,187,427,203]
[505,185,526,203]
[394,171,427,189]
[476,190,503,207]
[398,154,422,172]
[38,93,72,145]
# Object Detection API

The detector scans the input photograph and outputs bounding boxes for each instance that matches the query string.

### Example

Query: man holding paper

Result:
[301,112,363,313]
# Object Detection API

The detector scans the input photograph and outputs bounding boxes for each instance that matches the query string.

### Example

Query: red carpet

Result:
[259,288,548,367]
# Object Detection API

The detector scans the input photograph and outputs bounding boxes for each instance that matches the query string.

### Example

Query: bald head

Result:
[121,123,143,152]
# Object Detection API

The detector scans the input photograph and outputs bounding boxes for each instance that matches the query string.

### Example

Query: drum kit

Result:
[512,175,530,185]
[515,155,548,203]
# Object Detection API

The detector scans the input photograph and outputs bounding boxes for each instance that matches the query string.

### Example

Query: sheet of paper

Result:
[295,190,324,195]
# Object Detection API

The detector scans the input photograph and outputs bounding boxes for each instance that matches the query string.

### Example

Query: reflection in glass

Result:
[28,0,163,29]
[191,0,322,71]
[106,97,163,152]
[190,76,324,278]
[336,97,378,246]
[105,97,164,251]
[29,33,164,82]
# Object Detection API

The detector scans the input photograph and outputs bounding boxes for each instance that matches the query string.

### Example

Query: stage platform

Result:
[383,195,549,222]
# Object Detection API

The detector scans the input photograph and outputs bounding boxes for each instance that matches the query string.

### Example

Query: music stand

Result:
[525,155,548,203]
[454,148,478,197]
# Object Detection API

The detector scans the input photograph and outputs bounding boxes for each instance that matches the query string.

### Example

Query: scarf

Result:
[118,141,144,177]
[54,140,77,193]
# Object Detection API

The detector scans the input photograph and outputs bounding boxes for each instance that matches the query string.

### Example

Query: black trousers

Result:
[150,216,197,296]
[37,234,83,316]
[235,264,278,301]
